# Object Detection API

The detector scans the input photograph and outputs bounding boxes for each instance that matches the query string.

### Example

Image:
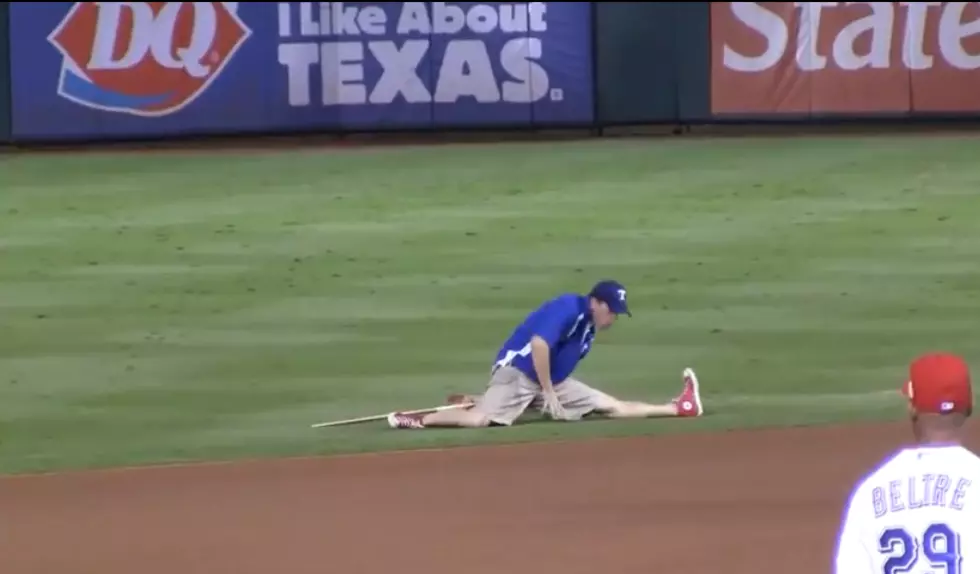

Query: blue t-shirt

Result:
[493,293,596,384]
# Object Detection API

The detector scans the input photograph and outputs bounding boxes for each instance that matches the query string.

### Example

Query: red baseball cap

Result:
[901,352,973,414]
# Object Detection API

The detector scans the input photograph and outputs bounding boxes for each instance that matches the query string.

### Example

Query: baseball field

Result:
[2,131,979,574]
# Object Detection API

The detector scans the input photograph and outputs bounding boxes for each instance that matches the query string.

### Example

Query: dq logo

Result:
[47,2,251,117]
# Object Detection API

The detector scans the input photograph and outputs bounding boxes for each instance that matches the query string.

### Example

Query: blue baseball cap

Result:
[588,280,631,316]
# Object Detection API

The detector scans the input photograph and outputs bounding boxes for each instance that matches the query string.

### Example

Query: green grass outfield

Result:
[2,134,978,475]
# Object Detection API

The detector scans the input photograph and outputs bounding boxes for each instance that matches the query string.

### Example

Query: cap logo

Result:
[941,401,955,412]
[617,289,627,302]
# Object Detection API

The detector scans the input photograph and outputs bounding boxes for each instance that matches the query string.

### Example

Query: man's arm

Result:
[526,299,580,386]
[525,300,578,418]
[834,489,877,574]
[530,334,568,420]
[530,335,556,394]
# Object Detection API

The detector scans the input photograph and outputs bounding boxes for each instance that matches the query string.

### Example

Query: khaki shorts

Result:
[471,366,620,426]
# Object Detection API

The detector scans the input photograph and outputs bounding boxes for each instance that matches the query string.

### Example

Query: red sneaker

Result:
[673,368,704,417]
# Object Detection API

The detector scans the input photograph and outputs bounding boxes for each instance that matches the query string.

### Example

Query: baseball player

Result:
[834,352,979,574]
[386,279,704,429]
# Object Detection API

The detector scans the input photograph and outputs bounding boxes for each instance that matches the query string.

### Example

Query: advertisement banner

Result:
[710,2,980,115]
[0,1,10,142]
[9,2,594,140]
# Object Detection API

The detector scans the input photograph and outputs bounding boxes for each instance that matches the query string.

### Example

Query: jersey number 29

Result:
[879,523,962,574]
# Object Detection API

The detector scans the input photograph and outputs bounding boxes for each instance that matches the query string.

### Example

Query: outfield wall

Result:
[2,2,979,145]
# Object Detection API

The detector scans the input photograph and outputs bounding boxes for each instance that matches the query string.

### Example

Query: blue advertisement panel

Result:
[0,1,10,142]
[9,2,594,141]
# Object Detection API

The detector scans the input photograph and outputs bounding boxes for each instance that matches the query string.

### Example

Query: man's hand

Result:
[540,386,569,420]
[530,335,568,420]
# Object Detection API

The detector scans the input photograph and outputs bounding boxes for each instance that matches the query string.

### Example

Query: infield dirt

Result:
[5,420,979,574]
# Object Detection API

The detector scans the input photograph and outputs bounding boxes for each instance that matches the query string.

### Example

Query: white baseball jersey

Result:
[834,445,980,574]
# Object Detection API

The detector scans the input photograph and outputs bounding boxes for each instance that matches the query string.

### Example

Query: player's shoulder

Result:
[551,292,584,307]
[536,292,584,315]
[950,445,980,461]
[874,447,916,472]
[850,448,910,493]
[950,445,980,474]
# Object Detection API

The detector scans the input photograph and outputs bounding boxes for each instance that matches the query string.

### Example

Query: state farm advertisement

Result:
[710,2,980,115]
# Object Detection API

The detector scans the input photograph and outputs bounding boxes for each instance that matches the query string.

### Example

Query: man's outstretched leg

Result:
[543,368,704,420]
[384,404,487,429]
[386,366,537,429]
[603,368,704,418]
